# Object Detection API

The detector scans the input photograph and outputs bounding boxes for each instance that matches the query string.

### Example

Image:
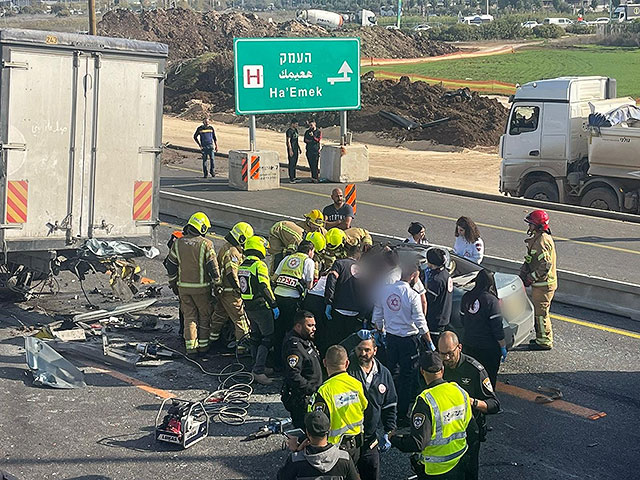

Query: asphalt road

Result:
[1,223,639,480]
[160,158,640,284]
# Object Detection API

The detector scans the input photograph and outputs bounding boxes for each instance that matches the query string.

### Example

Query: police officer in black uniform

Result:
[425,248,453,342]
[348,335,398,480]
[438,331,500,480]
[281,310,323,429]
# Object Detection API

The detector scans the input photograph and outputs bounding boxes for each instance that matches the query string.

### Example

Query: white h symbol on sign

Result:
[243,65,264,89]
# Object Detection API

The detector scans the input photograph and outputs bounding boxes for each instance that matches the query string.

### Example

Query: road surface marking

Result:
[88,365,173,399]
[551,313,640,340]
[162,166,640,255]
[279,185,640,256]
[497,382,606,420]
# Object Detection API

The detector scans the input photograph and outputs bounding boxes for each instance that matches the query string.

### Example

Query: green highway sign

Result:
[234,37,361,115]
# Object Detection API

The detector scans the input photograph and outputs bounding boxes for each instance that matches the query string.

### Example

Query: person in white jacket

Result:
[453,216,484,263]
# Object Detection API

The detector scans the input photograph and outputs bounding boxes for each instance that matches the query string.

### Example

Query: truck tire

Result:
[580,187,620,211]
[523,181,559,203]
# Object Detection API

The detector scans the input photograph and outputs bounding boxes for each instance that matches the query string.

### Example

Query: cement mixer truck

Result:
[499,76,640,213]
[296,9,344,30]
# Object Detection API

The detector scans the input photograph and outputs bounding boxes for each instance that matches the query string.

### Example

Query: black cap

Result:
[305,410,330,437]
[426,248,446,267]
[408,222,425,235]
[419,351,444,373]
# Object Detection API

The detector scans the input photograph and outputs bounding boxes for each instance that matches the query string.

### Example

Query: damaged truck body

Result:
[499,76,640,213]
[0,29,167,293]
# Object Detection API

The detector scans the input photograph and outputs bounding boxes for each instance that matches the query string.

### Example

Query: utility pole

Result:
[397,0,402,28]
[486,0,489,15]
[88,0,97,35]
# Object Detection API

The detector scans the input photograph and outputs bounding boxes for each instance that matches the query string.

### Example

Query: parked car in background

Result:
[543,17,574,28]
[521,20,540,28]
[385,25,400,30]
[413,23,432,31]
[589,17,611,24]
[576,20,589,26]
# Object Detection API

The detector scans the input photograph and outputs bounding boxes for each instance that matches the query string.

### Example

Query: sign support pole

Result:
[249,114,257,151]
[340,111,348,145]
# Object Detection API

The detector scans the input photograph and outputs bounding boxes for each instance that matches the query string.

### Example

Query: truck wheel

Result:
[523,181,559,202]
[580,188,620,211]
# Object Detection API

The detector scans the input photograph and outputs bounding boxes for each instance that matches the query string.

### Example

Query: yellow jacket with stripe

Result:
[164,233,220,295]
[522,231,557,287]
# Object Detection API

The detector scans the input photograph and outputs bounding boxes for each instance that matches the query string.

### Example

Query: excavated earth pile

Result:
[99,9,505,148]
[98,9,457,61]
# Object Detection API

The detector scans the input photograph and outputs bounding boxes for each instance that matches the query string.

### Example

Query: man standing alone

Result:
[193,117,218,178]
[286,118,301,184]
[304,119,322,183]
[323,188,354,230]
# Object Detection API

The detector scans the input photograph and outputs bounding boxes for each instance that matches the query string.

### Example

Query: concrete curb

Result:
[164,144,639,224]
[160,190,640,321]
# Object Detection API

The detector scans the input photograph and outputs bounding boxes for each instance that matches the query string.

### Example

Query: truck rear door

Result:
[86,54,163,241]
[1,45,80,247]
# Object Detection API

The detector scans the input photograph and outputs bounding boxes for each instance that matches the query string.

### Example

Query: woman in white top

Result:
[404,222,428,245]
[453,216,484,263]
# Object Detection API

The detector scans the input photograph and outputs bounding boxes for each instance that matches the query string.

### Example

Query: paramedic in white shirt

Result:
[453,216,484,264]
[372,264,434,424]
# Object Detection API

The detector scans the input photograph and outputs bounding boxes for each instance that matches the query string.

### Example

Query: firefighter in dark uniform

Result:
[281,310,323,430]
[438,331,500,480]
[426,248,453,342]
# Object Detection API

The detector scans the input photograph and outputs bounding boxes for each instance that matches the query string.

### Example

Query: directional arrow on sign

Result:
[327,61,353,85]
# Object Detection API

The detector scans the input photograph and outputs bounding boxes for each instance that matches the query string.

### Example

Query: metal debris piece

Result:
[379,110,420,130]
[24,337,86,389]
[51,332,141,370]
[537,386,563,400]
[420,117,451,128]
[53,328,87,341]
[72,299,158,322]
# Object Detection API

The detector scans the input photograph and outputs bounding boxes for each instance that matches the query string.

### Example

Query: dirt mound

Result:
[98,9,457,61]
[164,56,507,148]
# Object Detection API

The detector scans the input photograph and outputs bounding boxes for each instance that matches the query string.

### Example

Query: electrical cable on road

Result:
[159,336,254,425]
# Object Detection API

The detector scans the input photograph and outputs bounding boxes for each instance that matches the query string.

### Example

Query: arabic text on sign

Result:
[279,70,314,80]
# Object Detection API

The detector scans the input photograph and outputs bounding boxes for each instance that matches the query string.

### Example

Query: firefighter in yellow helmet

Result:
[296,209,327,236]
[164,212,221,356]
[323,227,347,270]
[239,235,280,385]
[305,231,327,280]
[268,220,305,271]
[210,222,254,353]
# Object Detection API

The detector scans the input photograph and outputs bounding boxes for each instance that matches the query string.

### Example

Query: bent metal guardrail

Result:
[160,190,640,321]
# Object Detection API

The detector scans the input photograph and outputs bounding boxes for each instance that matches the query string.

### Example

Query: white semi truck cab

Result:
[499,76,640,212]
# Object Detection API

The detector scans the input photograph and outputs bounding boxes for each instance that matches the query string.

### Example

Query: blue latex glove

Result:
[272,307,280,320]
[380,433,392,453]
[501,346,508,362]
[429,341,436,352]
[325,305,333,320]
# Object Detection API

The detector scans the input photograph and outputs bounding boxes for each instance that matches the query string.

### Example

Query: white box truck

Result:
[0,29,167,290]
[499,76,640,212]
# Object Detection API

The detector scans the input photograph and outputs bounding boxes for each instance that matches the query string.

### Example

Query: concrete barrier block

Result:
[228,150,280,191]
[320,144,369,183]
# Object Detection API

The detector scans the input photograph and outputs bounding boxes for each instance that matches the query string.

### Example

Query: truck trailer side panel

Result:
[0,29,167,254]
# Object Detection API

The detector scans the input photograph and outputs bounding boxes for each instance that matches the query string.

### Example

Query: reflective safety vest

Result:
[169,235,217,294]
[238,256,273,308]
[309,372,368,445]
[275,252,308,296]
[418,382,472,476]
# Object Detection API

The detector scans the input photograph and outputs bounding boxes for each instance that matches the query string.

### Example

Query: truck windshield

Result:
[509,106,540,135]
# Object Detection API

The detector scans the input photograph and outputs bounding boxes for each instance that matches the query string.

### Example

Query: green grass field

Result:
[366,46,640,98]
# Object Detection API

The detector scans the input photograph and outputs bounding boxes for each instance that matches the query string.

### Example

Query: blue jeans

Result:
[202,145,215,176]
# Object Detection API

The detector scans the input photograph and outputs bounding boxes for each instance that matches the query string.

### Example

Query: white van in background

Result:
[543,17,574,28]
